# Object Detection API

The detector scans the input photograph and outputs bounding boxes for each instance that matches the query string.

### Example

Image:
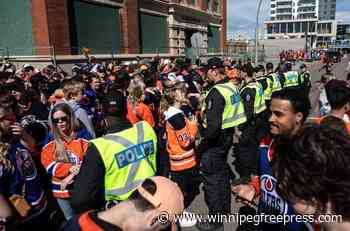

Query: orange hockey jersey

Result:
[165,107,198,172]
[41,137,89,198]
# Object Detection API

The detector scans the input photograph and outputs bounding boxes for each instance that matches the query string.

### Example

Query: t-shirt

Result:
[127,102,155,128]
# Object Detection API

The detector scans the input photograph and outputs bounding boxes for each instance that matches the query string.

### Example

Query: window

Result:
[302,22,307,33]
[327,23,332,34]
[309,22,316,33]
[281,23,286,33]
[267,24,273,34]
[288,22,293,33]
[207,26,220,52]
[72,0,121,54]
[295,22,301,33]
[140,13,167,53]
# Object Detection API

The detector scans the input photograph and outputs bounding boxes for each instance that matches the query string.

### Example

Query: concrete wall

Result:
[260,38,305,58]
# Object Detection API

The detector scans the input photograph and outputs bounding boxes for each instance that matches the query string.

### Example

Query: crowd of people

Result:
[279,49,306,63]
[0,52,349,231]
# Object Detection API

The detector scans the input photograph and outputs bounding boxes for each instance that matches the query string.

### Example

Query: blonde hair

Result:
[127,77,145,114]
[49,103,79,162]
[63,80,85,100]
[0,107,15,174]
[0,142,14,174]
[159,83,187,120]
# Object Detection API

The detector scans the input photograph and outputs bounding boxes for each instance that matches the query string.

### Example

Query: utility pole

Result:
[255,0,263,65]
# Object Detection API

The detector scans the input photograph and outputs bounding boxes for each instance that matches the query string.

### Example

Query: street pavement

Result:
[182,57,350,231]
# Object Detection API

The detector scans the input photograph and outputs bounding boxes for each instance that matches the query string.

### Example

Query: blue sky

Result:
[227,0,350,39]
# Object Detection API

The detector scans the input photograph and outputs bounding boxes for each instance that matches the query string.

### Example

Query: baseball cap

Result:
[207,57,224,69]
[137,176,184,222]
[23,64,34,72]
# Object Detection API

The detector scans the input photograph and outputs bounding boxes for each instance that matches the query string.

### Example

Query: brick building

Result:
[0,0,226,61]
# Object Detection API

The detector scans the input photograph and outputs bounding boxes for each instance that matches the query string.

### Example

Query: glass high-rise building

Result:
[265,0,337,47]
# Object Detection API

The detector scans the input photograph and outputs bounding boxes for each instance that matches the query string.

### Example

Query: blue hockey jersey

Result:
[257,137,314,231]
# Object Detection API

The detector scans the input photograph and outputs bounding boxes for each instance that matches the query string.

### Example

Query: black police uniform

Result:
[197,78,233,221]
[299,71,311,97]
[235,80,261,183]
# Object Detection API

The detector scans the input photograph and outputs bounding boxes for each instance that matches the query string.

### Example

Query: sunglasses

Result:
[52,116,68,124]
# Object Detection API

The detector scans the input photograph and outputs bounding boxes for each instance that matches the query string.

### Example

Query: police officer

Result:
[71,90,157,214]
[255,64,272,106]
[235,65,267,185]
[299,63,311,97]
[265,63,283,106]
[196,57,247,231]
[282,62,300,89]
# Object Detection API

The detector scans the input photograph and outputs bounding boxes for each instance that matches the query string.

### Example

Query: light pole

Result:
[255,0,263,65]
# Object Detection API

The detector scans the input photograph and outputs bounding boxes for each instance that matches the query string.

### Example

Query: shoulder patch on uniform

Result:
[207,100,213,110]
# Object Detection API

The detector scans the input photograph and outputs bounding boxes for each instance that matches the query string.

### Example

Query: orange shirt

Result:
[127,101,155,128]
[312,117,350,134]
[41,138,89,198]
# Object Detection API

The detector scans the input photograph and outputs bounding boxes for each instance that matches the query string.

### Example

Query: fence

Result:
[222,45,267,63]
[0,45,226,70]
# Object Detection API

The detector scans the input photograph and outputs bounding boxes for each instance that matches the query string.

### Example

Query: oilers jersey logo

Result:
[264,177,274,192]
[260,174,288,220]
[67,150,80,165]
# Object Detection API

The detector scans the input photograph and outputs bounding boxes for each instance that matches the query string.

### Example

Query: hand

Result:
[12,124,37,151]
[69,165,81,175]
[60,174,75,191]
[10,123,24,137]
[189,115,197,123]
[232,184,256,203]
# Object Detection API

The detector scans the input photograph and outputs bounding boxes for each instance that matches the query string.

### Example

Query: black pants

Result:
[236,111,269,180]
[236,124,259,180]
[17,208,58,231]
[156,128,170,177]
[200,146,231,217]
[171,168,200,208]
